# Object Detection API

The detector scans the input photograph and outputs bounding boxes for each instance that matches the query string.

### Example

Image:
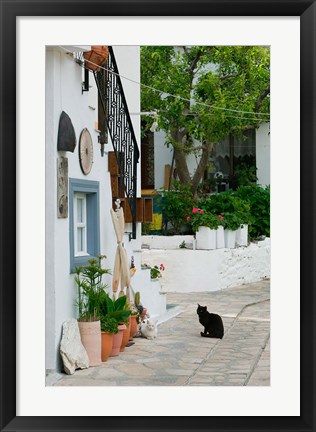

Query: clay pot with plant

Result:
[129,308,139,339]
[99,293,131,356]
[120,315,131,352]
[100,316,118,362]
[74,255,111,366]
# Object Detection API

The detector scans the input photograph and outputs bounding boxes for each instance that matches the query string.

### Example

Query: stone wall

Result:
[141,238,270,293]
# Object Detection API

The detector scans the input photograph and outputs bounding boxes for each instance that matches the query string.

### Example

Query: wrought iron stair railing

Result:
[74,47,140,240]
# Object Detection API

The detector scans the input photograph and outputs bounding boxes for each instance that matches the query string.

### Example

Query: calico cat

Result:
[197,304,224,339]
[140,318,158,340]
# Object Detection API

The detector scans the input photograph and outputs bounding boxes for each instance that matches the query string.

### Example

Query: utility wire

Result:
[59,45,270,120]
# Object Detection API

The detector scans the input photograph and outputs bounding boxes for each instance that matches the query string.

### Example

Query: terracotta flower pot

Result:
[83,46,109,72]
[101,331,113,362]
[110,324,126,356]
[129,315,138,340]
[120,318,131,352]
[78,320,102,367]
[140,308,148,320]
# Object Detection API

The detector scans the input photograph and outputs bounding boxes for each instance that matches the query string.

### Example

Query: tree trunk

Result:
[171,128,212,196]
[170,128,191,186]
[191,141,213,196]
[173,147,191,185]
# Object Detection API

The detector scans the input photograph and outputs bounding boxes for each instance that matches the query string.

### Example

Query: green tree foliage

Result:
[141,46,270,195]
[235,184,270,239]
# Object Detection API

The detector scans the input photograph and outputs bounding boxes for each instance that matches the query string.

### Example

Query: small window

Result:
[69,179,100,272]
[74,193,87,256]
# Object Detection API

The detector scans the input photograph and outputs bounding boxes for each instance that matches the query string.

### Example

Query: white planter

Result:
[236,224,248,247]
[196,226,217,250]
[224,229,237,249]
[216,226,225,249]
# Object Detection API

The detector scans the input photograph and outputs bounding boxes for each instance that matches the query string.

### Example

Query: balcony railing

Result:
[74,47,140,239]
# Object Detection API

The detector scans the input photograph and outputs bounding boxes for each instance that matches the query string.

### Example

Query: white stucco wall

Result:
[256,122,270,187]
[45,46,143,373]
[141,238,270,293]
[153,130,173,190]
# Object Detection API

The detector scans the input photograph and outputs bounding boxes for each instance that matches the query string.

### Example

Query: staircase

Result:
[94,47,140,239]
[74,46,140,239]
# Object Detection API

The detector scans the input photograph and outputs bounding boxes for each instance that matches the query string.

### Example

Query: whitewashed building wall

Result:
[45,46,143,374]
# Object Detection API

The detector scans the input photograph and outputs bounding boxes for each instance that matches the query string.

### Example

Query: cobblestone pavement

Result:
[54,280,270,387]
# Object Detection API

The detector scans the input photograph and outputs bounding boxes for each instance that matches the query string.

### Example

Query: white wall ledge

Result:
[141,238,270,293]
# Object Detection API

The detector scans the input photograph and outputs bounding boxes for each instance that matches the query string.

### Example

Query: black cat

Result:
[197,304,224,339]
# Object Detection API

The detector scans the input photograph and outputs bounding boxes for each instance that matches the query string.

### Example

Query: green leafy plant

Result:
[187,207,220,232]
[198,192,251,225]
[150,264,165,279]
[141,222,151,235]
[235,184,270,239]
[221,212,242,231]
[159,181,195,233]
[74,255,111,322]
[231,163,258,189]
[99,294,131,325]
[179,241,187,249]
[100,316,119,334]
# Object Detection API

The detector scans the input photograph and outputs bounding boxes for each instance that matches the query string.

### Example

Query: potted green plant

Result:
[187,207,220,250]
[99,293,131,356]
[150,263,165,280]
[100,316,118,362]
[231,197,251,247]
[129,306,139,340]
[216,214,225,249]
[222,212,242,248]
[74,255,111,366]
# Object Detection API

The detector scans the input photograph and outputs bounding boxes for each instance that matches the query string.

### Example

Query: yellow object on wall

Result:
[150,213,163,231]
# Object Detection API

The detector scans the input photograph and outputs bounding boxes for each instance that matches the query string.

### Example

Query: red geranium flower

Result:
[192,207,199,214]
[186,216,191,221]
[199,209,204,214]
[218,215,223,220]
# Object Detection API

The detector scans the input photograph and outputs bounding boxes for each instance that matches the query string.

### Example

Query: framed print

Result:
[1,0,315,431]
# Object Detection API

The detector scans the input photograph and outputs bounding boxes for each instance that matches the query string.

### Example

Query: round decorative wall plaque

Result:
[79,128,93,175]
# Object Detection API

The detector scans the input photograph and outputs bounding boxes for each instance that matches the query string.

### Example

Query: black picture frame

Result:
[0,1,315,431]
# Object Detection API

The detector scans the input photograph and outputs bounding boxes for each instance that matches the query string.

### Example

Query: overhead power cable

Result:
[59,45,270,121]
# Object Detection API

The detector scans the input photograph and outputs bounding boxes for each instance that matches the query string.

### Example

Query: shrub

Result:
[235,184,270,239]
[198,192,251,225]
[228,163,258,190]
[159,181,195,233]
[221,212,242,231]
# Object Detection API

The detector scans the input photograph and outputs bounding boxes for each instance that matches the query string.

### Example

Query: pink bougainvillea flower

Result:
[199,209,204,214]
[186,216,191,221]
[160,264,165,271]
[218,215,223,220]
[192,207,199,214]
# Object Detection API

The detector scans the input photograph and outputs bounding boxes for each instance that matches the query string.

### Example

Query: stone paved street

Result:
[54,280,270,387]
